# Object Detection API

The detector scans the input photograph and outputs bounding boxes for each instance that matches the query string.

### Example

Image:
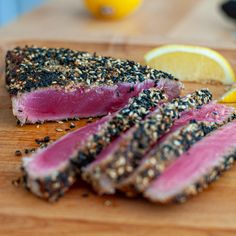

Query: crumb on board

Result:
[104,200,112,207]
[12,178,21,187]
[24,148,36,154]
[55,128,64,132]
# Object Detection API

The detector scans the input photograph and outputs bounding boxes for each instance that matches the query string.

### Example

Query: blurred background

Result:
[0,0,235,48]
[0,0,44,26]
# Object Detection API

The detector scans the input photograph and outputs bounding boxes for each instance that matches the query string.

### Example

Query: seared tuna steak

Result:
[6,46,182,124]
[22,117,109,200]
[22,88,166,201]
[144,121,236,203]
[117,103,235,195]
[82,89,212,195]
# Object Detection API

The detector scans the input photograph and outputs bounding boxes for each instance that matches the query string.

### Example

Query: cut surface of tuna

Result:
[6,46,182,124]
[145,121,236,203]
[22,88,166,201]
[23,117,109,200]
[82,89,212,195]
[117,103,235,195]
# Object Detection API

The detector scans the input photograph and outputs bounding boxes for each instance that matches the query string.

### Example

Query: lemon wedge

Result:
[145,45,235,85]
[219,86,236,103]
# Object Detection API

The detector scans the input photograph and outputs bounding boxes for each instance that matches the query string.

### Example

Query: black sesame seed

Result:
[6,46,178,96]
[15,150,22,156]
[30,148,36,153]
[43,136,50,143]
[24,149,29,154]
[88,89,212,184]
[35,139,41,144]
[129,85,135,93]
[116,91,120,97]
[189,119,197,124]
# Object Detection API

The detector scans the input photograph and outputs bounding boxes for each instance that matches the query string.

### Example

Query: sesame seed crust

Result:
[83,89,213,194]
[6,46,177,96]
[146,149,236,204]
[120,114,236,196]
[22,163,78,202]
[21,88,167,201]
[71,88,167,169]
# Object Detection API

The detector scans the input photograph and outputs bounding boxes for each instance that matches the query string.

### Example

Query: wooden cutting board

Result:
[0,40,236,236]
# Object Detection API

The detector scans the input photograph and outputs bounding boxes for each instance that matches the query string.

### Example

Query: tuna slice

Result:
[22,88,167,201]
[6,46,182,124]
[117,103,235,195]
[144,121,236,203]
[82,89,212,195]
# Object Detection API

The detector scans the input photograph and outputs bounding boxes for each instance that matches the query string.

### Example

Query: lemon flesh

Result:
[84,0,142,19]
[145,45,235,85]
[219,87,236,103]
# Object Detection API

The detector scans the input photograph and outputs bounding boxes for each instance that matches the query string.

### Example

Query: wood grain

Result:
[0,40,236,236]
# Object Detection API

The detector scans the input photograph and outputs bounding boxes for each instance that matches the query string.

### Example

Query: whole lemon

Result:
[84,0,142,20]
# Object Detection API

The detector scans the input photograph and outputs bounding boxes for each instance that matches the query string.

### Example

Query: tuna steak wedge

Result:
[117,103,236,195]
[144,120,236,203]
[6,46,182,124]
[22,88,167,201]
[82,89,212,195]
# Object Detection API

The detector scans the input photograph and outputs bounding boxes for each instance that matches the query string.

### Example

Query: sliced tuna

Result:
[22,88,166,201]
[23,116,109,200]
[6,46,182,124]
[117,103,235,195]
[82,89,212,195]
[144,121,236,203]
